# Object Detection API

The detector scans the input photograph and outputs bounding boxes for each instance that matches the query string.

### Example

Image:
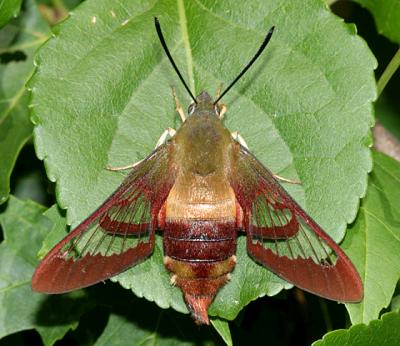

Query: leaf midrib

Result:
[177,0,195,94]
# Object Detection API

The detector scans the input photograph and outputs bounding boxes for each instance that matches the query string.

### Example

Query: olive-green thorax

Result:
[171,91,233,177]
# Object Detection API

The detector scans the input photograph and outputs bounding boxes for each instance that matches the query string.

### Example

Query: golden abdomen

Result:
[164,174,236,221]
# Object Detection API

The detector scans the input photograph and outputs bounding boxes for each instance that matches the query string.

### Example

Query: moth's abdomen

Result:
[163,220,237,324]
[162,180,238,324]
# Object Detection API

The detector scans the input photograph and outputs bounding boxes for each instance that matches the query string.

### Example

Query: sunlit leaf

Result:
[30,0,376,321]
[344,151,400,324]
[313,309,400,346]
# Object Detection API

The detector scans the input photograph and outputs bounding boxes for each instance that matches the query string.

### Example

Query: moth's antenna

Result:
[213,26,275,105]
[154,17,197,103]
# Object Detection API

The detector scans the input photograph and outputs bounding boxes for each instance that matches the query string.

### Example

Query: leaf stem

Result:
[318,298,333,332]
[377,47,400,98]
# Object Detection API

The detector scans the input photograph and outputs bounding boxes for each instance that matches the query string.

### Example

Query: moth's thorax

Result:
[173,111,233,173]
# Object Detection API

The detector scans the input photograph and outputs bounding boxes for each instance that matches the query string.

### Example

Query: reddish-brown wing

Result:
[230,146,363,302]
[32,144,175,293]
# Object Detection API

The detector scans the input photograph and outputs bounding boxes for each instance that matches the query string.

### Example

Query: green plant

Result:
[1,0,400,345]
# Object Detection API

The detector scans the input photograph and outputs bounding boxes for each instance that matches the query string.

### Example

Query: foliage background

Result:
[0,0,400,345]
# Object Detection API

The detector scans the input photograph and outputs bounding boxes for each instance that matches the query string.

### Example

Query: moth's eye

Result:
[188,103,196,115]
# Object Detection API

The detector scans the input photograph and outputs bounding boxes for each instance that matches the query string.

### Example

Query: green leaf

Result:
[95,313,213,346]
[0,0,22,28]
[210,318,232,346]
[94,313,155,346]
[353,0,400,44]
[0,197,92,344]
[37,205,69,259]
[30,0,375,321]
[375,94,400,140]
[0,0,49,204]
[313,309,400,346]
[391,294,400,312]
[344,151,400,324]
[92,289,219,345]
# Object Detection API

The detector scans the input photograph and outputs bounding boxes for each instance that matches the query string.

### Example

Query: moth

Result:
[32,18,363,324]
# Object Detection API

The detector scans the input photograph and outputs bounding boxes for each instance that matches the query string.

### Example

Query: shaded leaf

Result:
[0,0,49,204]
[353,0,400,44]
[313,309,400,346]
[0,197,91,345]
[391,294,400,312]
[95,313,218,346]
[91,286,220,346]
[211,318,232,346]
[375,94,400,140]
[30,0,375,321]
[344,151,400,324]
[0,0,22,28]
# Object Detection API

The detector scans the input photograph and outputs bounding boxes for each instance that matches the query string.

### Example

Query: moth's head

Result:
[188,91,221,118]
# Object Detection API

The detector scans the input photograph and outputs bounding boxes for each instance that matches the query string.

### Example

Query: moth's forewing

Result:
[230,146,363,302]
[32,144,175,293]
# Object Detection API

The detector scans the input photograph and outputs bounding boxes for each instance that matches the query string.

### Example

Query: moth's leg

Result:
[232,132,301,185]
[231,131,249,149]
[155,127,176,148]
[218,104,228,119]
[172,87,186,123]
[273,174,301,185]
[106,160,143,171]
[214,84,228,119]
[107,128,177,172]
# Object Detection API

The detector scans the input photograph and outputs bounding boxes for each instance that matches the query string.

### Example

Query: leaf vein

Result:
[177,0,195,94]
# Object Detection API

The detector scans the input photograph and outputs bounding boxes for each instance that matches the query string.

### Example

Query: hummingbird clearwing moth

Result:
[32,17,363,325]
